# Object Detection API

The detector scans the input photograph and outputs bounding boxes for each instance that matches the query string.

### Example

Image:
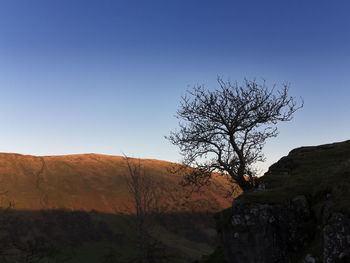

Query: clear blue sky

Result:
[0,0,349,172]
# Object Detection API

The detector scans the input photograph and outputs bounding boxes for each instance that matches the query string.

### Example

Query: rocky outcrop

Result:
[218,197,350,263]
[219,195,312,263]
[323,212,350,262]
[217,140,350,263]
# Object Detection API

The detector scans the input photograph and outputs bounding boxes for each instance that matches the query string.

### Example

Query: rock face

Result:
[219,197,350,263]
[217,140,350,263]
[219,195,312,263]
[323,213,350,263]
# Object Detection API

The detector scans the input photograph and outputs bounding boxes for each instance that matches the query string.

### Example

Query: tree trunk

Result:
[235,164,252,191]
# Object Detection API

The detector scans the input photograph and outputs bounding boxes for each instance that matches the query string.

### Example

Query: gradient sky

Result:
[0,0,349,173]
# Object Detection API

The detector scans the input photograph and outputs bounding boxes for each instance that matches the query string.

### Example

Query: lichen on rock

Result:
[216,140,350,263]
[323,213,350,263]
[219,196,312,263]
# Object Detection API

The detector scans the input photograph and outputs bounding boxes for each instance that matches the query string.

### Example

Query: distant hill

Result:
[0,153,232,213]
[0,153,234,262]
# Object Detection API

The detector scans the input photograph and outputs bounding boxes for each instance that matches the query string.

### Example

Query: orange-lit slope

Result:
[0,153,232,213]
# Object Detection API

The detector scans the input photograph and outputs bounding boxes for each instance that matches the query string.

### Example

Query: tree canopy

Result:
[167,77,303,191]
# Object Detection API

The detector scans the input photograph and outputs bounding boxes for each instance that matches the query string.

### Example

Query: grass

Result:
[0,152,235,262]
[240,140,350,215]
[0,209,219,263]
[222,140,350,263]
[194,246,228,263]
[0,153,231,214]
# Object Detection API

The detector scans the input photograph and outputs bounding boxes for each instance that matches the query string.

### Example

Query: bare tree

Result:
[123,156,163,263]
[167,77,303,191]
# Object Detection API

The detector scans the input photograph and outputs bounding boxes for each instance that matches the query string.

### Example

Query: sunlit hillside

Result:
[0,153,232,213]
[0,153,235,262]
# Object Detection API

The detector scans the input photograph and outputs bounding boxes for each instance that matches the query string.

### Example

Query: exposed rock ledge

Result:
[218,196,350,263]
[323,212,350,263]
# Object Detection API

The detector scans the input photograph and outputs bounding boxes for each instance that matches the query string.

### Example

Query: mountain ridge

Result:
[0,152,232,214]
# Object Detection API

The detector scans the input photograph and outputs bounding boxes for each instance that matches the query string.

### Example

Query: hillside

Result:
[0,153,233,262]
[0,153,232,213]
[242,140,350,213]
[215,140,350,263]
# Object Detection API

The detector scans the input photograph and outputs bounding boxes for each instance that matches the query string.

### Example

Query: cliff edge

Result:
[216,140,350,263]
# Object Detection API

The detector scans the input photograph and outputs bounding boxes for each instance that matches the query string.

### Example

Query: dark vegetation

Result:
[242,140,350,214]
[0,209,117,262]
[194,246,228,263]
[122,156,224,262]
[123,156,159,263]
[0,209,219,263]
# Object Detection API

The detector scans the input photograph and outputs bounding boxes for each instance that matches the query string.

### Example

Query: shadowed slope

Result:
[241,139,350,213]
[0,153,232,213]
